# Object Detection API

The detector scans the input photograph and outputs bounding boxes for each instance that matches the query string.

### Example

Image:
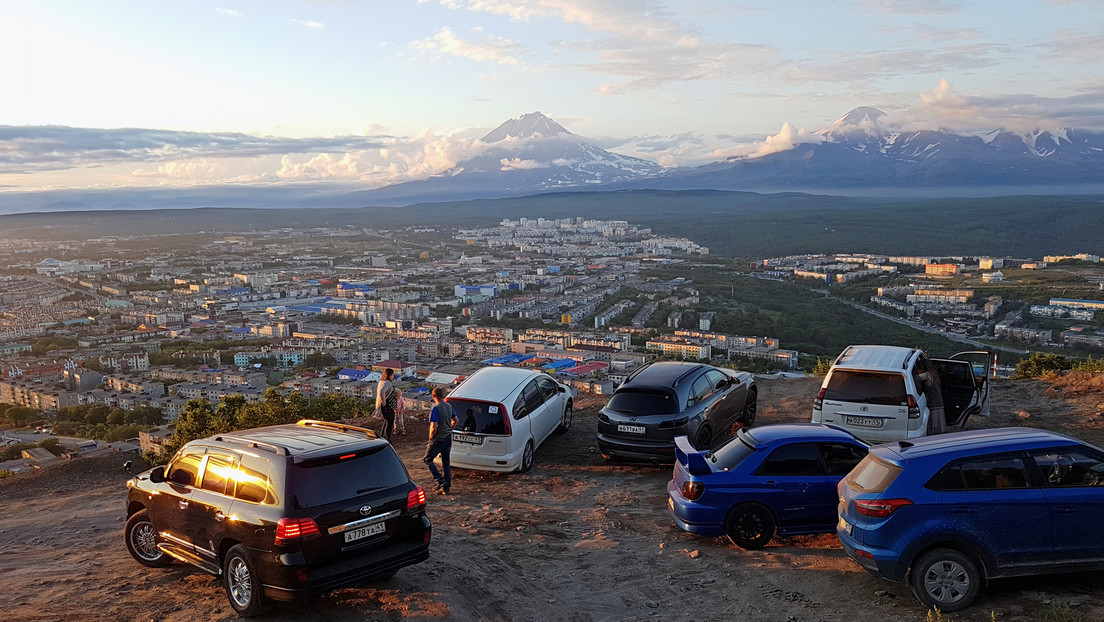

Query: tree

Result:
[85,404,111,425]
[5,406,38,427]
[106,408,126,426]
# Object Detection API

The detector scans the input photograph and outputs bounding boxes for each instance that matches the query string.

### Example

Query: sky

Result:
[2,0,1104,195]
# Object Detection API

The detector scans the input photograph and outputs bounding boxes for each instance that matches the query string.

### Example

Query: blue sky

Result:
[2,0,1103,193]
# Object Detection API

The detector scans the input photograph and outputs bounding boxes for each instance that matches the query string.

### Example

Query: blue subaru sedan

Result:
[837,427,1104,612]
[667,424,867,549]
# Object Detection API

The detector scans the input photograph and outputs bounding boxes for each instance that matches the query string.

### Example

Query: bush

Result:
[1011,353,1073,379]
[0,470,16,480]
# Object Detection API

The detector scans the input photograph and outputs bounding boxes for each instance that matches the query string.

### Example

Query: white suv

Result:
[811,345,992,443]
[446,367,574,473]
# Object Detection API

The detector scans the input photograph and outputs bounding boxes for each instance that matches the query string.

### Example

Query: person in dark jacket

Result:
[424,387,459,494]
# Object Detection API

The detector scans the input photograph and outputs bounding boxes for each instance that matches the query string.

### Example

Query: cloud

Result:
[859,0,962,15]
[215,8,243,17]
[710,122,822,160]
[290,19,324,29]
[409,27,522,65]
[500,157,543,171]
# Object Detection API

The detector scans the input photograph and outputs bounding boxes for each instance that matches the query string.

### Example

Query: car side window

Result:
[938,456,1029,490]
[535,376,558,401]
[760,443,824,476]
[688,374,713,407]
[705,369,729,391]
[523,380,544,412]
[234,454,273,504]
[167,449,204,487]
[512,393,529,419]
[1032,448,1104,487]
[821,443,868,476]
[199,450,237,495]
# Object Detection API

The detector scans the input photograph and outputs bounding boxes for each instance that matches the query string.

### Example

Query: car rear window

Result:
[448,398,508,435]
[709,435,756,470]
[824,371,907,405]
[845,454,902,493]
[605,389,677,416]
[293,445,410,507]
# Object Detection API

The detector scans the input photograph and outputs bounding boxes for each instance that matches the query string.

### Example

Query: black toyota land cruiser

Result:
[123,419,431,616]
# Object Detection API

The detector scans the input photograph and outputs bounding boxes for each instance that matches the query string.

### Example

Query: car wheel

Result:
[740,390,757,426]
[124,509,170,568]
[693,425,712,451]
[910,548,980,612]
[519,440,534,473]
[557,402,573,433]
[724,503,775,550]
[223,544,271,617]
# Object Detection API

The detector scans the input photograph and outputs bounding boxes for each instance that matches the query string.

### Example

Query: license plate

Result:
[345,521,386,542]
[844,415,883,428]
[453,433,483,445]
[618,424,646,434]
[838,516,853,536]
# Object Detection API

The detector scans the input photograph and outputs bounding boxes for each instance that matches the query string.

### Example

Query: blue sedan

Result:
[667,424,868,549]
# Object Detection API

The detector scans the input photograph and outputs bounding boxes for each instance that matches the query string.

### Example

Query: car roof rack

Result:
[213,435,290,456]
[296,419,379,439]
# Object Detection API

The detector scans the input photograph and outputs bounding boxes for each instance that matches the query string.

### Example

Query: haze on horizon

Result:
[3,0,1104,196]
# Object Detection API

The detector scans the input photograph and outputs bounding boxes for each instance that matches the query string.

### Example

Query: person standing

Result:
[424,387,458,494]
[395,388,406,435]
[376,368,397,441]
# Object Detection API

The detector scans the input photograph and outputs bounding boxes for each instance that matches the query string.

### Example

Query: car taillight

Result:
[681,481,704,501]
[275,517,320,544]
[854,498,913,518]
[407,486,427,511]
[907,395,920,419]
[814,388,825,411]
[500,403,512,435]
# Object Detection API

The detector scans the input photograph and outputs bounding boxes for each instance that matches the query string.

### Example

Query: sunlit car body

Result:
[838,427,1104,612]
[667,424,867,549]
[597,362,757,461]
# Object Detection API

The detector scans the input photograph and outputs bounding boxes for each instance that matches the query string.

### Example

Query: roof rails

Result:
[623,361,654,383]
[213,435,290,456]
[296,419,379,439]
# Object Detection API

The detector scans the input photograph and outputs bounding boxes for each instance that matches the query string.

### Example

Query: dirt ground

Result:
[3,375,1104,622]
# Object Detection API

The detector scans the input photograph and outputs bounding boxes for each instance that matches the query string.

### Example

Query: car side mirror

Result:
[123,460,133,472]
[149,465,165,483]
[558,386,566,393]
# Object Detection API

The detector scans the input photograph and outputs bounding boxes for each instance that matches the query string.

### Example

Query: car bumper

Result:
[666,480,724,537]
[262,517,432,601]
[597,433,677,461]
[837,526,908,583]
[450,449,523,472]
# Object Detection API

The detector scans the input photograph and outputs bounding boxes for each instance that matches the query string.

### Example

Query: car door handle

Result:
[949,506,974,514]
[1052,506,1078,514]
[178,500,189,510]
[214,511,225,522]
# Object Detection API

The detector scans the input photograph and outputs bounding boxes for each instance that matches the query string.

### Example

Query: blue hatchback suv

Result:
[837,427,1104,612]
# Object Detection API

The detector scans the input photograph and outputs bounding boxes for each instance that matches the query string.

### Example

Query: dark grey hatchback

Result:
[597,362,757,461]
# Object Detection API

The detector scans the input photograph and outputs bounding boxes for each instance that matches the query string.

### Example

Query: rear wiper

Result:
[356,486,384,494]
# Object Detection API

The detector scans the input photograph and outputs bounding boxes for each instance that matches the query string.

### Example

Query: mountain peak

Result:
[481,112,572,143]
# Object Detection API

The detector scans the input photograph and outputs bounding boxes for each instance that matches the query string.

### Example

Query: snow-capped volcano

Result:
[358,112,663,205]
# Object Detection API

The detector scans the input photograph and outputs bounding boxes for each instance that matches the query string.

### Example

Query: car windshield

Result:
[605,389,677,416]
[293,445,410,507]
[448,398,507,435]
[824,371,907,406]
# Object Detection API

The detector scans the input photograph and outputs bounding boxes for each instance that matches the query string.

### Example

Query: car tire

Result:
[724,503,775,550]
[910,548,980,612]
[557,402,572,433]
[223,544,271,617]
[124,509,170,568]
[693,425,712,451]
[740,390,757,426]
[519,440,534,473]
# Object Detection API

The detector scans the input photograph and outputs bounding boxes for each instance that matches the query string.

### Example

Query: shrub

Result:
[1011,353,1072,379]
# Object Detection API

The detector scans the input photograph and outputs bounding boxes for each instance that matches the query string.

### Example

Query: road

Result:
[843,300,1029,355]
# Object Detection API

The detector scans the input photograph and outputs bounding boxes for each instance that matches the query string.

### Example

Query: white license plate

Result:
[618,424,646,434]
[844,415,883,428]
[345,521,386,542]
[838,516,853,536]
[453,433,483,445]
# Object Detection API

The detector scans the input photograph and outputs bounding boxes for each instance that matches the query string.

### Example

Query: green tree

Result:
[1011,352,1073,379]
[85,404,111,425]
[106,408,126,426]
[5,406,38,427]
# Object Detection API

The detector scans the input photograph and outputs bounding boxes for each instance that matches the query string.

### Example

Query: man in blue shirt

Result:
[425,387,459,494]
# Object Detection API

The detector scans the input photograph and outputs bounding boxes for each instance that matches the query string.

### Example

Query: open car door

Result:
[930,351,994,427]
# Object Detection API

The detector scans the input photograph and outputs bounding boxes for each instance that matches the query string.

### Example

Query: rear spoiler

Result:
[674,436,711,475]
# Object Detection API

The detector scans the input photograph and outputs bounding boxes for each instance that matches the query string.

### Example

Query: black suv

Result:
[123,420,431,616]
[597,361,757,461]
